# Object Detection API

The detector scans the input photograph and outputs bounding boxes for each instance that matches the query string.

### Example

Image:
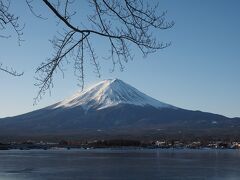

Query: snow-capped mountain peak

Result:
[50,79,176,110]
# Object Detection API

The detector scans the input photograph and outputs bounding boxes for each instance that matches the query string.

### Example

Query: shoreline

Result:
[1,139,240,150]
[1,145,240,151]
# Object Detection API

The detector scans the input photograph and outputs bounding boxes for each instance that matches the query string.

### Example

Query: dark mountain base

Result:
[1,126,240,143]
[1,104,240,142]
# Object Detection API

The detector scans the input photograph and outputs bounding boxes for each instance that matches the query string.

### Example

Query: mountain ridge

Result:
[0,79,240,139]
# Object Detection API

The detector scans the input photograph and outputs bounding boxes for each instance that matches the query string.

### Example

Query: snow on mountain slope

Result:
[49,79,176,110]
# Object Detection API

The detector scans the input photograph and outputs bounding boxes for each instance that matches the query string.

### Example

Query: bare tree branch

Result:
[33,0,174,102]
[0,0,24,77]
[34,31,90,103]
[0,0,24,44]
[26,0,47,20]
[0,0,173,101]
[0,62,23,76]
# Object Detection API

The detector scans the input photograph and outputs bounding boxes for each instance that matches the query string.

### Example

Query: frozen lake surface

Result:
[0,148,240,180]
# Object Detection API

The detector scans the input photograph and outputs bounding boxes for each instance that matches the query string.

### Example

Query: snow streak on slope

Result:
[50,79,176,110]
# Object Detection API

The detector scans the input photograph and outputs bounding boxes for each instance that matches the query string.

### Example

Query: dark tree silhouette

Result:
[1,0,174,102]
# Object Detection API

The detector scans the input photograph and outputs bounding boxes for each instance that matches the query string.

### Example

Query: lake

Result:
[0,149,240,180]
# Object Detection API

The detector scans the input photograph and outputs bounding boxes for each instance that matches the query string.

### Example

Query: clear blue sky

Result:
[0,0,239,118]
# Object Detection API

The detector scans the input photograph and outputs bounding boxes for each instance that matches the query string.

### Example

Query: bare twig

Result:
[0,0,24,45]
[0,63,23,76]
[26,0,47,20]
[0,0,24,76]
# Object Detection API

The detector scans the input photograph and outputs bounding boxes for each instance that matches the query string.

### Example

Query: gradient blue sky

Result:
[0,0,239,118]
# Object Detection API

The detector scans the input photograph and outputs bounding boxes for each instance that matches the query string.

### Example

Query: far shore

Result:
[1,139,240,150]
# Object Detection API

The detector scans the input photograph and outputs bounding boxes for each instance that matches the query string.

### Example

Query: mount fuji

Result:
[0,79,240,140]
[49,79,176,111]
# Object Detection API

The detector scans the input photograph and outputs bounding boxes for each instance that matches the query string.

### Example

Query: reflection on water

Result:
[0,149,240,180]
